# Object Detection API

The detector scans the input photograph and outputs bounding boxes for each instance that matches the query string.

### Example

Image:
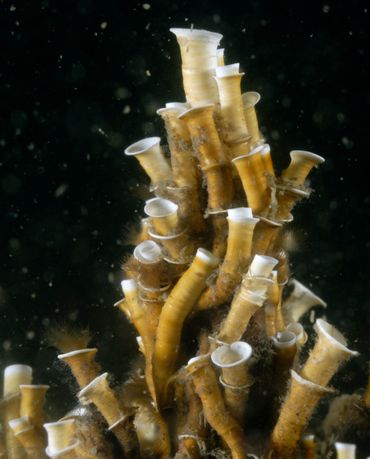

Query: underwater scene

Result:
[1,0,369,458]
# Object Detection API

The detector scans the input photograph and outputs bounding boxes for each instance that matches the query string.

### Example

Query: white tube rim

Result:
[134,240,163,264]
[215,63,240,77]
[271,331,297,349]
[178,104,214,120]
[58,348,97,360]
[195,248,219,267]
[242,91,261,108]
[144,197,178,218]
[77,372,108,400]
[227,207,253,221]
[290,150,325,164]
[124,137,160,156]
[290,279,327,307]
[170,28,223,43]
[121,279,137,294]
[211,341,252,368]
[315,319,359,357]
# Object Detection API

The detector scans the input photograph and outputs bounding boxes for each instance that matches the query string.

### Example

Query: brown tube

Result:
[187,355,247,459]
[275,185,309,222]
[179,104,233,257]
[252,217,282,256]
[58,349,100,389]
[302,434,315,459]
[270,370,333,458]
[153,248,219,405]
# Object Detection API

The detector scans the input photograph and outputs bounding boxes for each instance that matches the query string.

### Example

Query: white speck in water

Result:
[123,105,131,114]
[146,69,151,76]
[322,4,330,13]
[55,183,68,198]
[68,310,78,321]
[31,292,37,299]
[100,21,108,30]
[10,5,16,11]
[26,331,35,340]
[3,340,12,351]
[142,3,151,10]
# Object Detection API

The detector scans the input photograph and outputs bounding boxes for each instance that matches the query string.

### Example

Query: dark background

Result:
[1,0,369,417]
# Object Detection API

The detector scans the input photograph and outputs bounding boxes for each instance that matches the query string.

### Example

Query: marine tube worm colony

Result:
[1,28,369,459]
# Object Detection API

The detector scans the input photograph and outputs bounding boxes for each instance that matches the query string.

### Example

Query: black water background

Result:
[1,0,369,419]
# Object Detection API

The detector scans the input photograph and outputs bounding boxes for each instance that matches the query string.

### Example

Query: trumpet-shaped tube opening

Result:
[271,331,297,350]
[286,322,307,346]
[242,91,261,108]
[283,279,327,323]
[281,150,325,187]
[124,137,171,186]
[19,384,49,428]
[335,443,356,459]
[144,197,178,219]
[211,341,252,368]
[57,348,99,389]
[3,364,33,397]
[301,318,359,387]
[133,240,163,264]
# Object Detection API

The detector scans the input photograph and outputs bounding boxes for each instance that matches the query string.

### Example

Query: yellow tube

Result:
[281,150,325,187]
[301,319,359,387]
[232,149,271,215]
[153,248,219,405]
[275,185,309,222]
[241,92,262,146]
[19,384,49,429]
[58,349,100,389]
[252,216,282,255]
[211,341,253,423]
[187,355,247,459]
[8,417,46,459]
[214,64,249,147]
[270,370,333,458]
[196,208,259,310]
[124,136,172,188]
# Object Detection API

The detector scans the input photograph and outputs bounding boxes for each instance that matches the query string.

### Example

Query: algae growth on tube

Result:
[1,22,369,459]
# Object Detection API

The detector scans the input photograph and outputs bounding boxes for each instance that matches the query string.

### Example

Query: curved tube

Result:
[58,349,100,389]
[153,248,219,405]
[124,137,172,187]
[196,208,259,310]
[301,318,359,387]
[241,92,262,146]
[270,370,333,458]
[186,356,247,459]
[283,279,327,323]
[211,341,253,422]
[19,384,49,429]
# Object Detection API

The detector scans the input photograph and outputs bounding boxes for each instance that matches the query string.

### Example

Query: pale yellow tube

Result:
[211,341,253,423]
[214,64,249,146]
[186,355,247,459]
[58,349,100,389]
[281,150,325,187]
[270,370,333,458]
[153,248,219,405]
[252,216,282,255]
[196,208,259,310]
[282,279,327,323]
[19,384,49,429]
[124,136,172,188]
[241,92,262,146]
[232,149,270,215]
[170,28,222,106]
[335,442,356,459]
[301,319,359,387]
[44,419,76,457]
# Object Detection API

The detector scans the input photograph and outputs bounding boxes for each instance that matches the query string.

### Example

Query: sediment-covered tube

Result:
[153,248,219,405]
